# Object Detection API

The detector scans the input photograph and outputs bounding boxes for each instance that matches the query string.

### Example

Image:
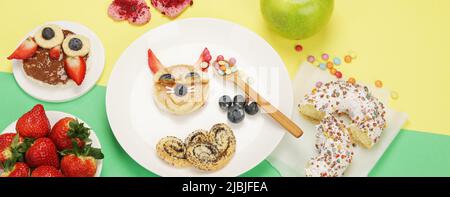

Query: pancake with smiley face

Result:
[147,48,212,115]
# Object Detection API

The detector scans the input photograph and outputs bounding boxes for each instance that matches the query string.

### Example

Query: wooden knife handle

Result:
[233,76,303,138]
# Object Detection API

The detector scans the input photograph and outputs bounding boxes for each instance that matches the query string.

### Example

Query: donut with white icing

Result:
[299,80,386,177]
[305,115,354,177]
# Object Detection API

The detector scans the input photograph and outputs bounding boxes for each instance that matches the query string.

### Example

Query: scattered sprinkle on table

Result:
[375,80,383,88]
[348,77,356,85]
[307,55,316,63]
[344,55,352,63]
[322,53,329,61]
[295,44,303,52]
[390,91,399,100]
[333,57,342,65]
[319,63,327,70]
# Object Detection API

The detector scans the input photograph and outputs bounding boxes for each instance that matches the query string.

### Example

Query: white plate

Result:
[12,21,105,103]
[268,63,408,177]
[0,111,103,177]
[106,18,293,177]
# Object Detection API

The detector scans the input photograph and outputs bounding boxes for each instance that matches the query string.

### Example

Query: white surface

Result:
[106,18,293,177]
[268,63,408,177]
[12,21,105,103]
[1,111,103,177]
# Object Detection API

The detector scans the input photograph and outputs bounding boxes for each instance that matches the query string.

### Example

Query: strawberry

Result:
[16,104,51,139]
[195,48,211,71]
[0,134,24,164]
[49,46,61,60]
[147,49,164,74]
[60,143,104,177]
[7,37,38,60]
[0,162,30,177]
[64,56,86,86]
[50,117,90,151]
[31,165,64,177]
[25,138,59,168]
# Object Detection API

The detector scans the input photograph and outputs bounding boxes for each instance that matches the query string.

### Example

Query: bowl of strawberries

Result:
[0,104,103,177]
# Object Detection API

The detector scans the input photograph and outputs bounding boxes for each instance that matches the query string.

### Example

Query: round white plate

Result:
[106,18,293,177]
[12,21,105,103]
[0,111,103,177]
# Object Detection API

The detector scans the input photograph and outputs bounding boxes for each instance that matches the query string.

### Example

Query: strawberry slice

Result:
[49,46,61,60]
[7,37,38,60]
[64,57,86,86]
[195,48,212,72]
[147,49,165,74]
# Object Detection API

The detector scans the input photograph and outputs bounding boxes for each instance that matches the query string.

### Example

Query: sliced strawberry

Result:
[147,49,165,74]
[195,48,211,72]
[49,46,61,60]
[64,56,86,86]
[151,0,193,18]
[7,37,38,60]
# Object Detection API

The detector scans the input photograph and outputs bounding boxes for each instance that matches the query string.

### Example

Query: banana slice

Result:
[34,24,64,49]
[62,34,90,57]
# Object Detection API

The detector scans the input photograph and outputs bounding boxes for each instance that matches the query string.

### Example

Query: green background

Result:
[1,73,449,177]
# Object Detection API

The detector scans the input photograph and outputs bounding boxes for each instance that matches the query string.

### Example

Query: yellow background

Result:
[0,0,449,135]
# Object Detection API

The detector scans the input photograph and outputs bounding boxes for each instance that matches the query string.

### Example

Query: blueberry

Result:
[233,95,246,107]
[245,102,259,115]
[218,95,232,111]
[227,105,245,124]
[174,84,188,97]
[42,27,55,40]
[69,38,83,51]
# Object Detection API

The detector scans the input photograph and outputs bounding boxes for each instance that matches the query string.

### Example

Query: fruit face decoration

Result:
[8,24,91,86]
[148,48,211,115]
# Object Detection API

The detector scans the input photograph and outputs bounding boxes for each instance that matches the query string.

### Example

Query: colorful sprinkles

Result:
[213,55,238,76]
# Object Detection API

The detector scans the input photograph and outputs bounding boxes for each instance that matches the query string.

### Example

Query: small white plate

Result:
[0,111,103,177]
[11,21,105,103]
[106,18,293,177]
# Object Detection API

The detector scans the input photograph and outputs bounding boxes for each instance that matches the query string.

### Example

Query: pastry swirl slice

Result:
[156,136,191,168]
[186,142,228,171]
[185,130,209,146]
[208,123,236,155]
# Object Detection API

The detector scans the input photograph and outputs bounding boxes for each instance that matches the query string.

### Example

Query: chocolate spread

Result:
[23,30,88,85]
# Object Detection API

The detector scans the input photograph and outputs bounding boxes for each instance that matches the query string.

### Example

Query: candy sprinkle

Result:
[391,91,399,100]
[316,81,323,88]
[229,57,237,66]
[322,53,329,61]
[295,44,303,52]
[375,80,383,88]
[330,68,337,75]
[335,71,343,79]
[347,77,356,85]
[327,61,334,69]
[319,63,327,70]
[344,55,352,63]
[307,55,316,63]
[333,57,342,65]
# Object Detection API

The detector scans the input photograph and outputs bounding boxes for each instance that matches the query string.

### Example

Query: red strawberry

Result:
[25,138,59,168]
[31,166,64,177]
[147,49,164,74]
[61,154,97,177]
[0,134,24,164]
[60,143,103,177]
[1,162,30,177]
[195,48,211,71]
[7,37,38,60]
[16,104,51,139]
[64,56,86,86]
[50,117,90,151]
[49,46,61,60]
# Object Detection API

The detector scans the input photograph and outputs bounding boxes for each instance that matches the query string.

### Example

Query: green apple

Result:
[261,0,334,40]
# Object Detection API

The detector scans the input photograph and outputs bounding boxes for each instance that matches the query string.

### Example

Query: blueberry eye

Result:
[69,38,83,51]
[159,74,175,84]
[42,27,55,40]
[185,72,200,79]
